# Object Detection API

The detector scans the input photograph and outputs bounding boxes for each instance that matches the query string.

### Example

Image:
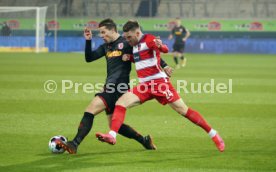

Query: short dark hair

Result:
[99,18,117,32]
[123,20,140,32]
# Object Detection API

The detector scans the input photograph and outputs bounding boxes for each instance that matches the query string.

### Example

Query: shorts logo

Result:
[118,43,124,49]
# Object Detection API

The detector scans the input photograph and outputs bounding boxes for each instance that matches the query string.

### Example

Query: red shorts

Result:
[129,78,180,105]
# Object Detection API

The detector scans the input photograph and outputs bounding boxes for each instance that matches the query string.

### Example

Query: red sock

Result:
[185,108,211,133]
[111,105,126,132]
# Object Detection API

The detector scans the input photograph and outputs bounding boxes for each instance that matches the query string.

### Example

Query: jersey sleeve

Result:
[159,44,169,53]
[145,34,161,51]
[160,58,168,68]
[123,42,133,55]
[85,40,105,62]
[145,35,168,53]
[171,27,175,35]
[182,26,187,33]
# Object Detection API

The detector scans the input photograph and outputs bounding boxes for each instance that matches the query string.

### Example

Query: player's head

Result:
[175,17,181,27]
[123,20,142,46]
[98,18,118,43]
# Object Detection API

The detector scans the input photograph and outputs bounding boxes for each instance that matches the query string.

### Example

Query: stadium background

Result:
[0,0,276,172]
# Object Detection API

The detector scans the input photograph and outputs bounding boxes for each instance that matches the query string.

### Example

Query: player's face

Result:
[176,19,181,27]
[99,26,114,43]
[124,30,139,46]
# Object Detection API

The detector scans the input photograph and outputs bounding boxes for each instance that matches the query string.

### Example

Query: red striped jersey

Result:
[131,34,169,83]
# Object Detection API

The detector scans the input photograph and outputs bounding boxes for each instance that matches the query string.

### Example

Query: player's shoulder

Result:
[143,34,155,42]
[181,25,187,30]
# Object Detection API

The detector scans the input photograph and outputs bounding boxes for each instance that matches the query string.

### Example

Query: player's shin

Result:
[118,123,144,143]
[109,105,127,138]
[72,112,95,146]
[185,108,211,133]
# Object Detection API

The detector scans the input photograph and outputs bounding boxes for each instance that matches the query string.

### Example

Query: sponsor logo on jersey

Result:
[106,50,122,58]
[175,31,182,35]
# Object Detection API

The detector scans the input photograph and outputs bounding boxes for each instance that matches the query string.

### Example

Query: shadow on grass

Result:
[0,148,221,172]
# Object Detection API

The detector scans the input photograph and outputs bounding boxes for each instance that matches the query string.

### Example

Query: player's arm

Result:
[168,27,174,40]
[182,27,191,42]
[122,41,134,62]
[84,28,105,62]
[85,41,105,62]
[160,58,173,77]
[153,37,169,53]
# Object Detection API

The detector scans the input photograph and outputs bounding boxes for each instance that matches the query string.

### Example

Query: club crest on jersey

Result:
[118,43,124,49]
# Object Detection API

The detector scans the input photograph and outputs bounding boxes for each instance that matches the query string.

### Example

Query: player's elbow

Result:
[163,48,169,53]
[85,54,93,62]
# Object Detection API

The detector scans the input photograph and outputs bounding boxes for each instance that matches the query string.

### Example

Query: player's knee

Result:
[85,98,105,114]
[115,97,127,107]
[173,105,188,116]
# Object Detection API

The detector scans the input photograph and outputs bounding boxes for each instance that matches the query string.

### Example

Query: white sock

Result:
[109,130,117,138]
[208,129,217,138]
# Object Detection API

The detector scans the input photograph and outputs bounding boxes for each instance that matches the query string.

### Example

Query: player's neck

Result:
[137,33,144,43]
[111,33,120,42]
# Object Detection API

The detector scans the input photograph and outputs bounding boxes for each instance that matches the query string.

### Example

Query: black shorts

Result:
[95,84,128,115]
[173,42,185,53]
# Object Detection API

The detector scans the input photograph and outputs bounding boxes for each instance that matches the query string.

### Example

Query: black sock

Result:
[72,112,94,146]
[173,56,178,64]
[180,56,184,60]
[118,123,144,144]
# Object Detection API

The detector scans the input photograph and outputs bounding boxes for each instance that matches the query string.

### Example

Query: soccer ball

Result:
[48,135,67,154]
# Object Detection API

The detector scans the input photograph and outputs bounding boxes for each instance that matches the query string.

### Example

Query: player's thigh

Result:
[115,91,141,108]
[168,98,189,116]
[85,96,106,115]
[173,51,179,57]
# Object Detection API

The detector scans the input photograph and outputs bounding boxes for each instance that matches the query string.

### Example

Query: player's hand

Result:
[122,54,131,61]
[163,66,174,77]
[182,38,187,42]
[84,27,92,40]
[154,36,162,48]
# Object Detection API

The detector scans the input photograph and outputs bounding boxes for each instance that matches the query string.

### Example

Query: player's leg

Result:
[106,115,156,150]
[180,43,186,67]
[172,43,180,69]
[96,91,143,145]
[57,96,106,154]
[72,96,106,144]
[168,99,225,152]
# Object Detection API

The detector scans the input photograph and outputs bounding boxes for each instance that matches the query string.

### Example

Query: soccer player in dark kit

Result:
[168,18,190,69]
[56,18,173,154]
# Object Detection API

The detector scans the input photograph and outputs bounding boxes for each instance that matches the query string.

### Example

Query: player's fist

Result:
[163,66,174,77]
[122,54,131,61]
[154,36,162,48]
[84,27,92,40]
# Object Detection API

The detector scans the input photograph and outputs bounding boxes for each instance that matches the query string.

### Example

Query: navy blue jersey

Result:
[171,25,187,44]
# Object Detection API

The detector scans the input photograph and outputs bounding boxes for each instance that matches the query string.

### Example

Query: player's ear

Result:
[136,30,140,37]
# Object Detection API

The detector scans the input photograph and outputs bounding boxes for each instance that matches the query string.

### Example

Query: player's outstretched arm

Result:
[84,28,105,62]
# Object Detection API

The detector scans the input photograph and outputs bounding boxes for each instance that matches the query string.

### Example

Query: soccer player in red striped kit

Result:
[96,20,225,152]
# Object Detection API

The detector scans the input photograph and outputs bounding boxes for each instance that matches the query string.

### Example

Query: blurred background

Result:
[0,0,276,53]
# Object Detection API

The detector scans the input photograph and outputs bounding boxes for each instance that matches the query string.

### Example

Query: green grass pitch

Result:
[0,52,276,172]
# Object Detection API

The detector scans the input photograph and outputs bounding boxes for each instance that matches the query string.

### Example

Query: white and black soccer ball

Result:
[48,135,67,154]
